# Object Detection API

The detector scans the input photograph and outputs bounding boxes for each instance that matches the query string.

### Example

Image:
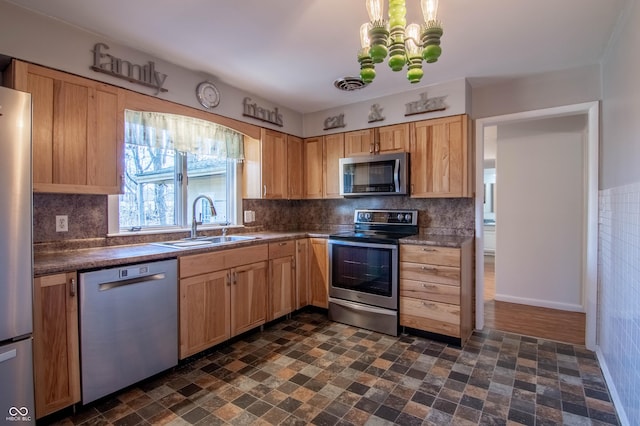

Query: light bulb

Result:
[420,0,439,23]
[405,23,421,56]
[360,23,371,48]
[366,0,384,22]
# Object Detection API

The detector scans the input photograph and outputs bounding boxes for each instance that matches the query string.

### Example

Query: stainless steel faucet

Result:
[191,194,216,239]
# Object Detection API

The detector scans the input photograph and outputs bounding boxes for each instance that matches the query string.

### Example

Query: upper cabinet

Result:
[410,115,472,198]
[303,133,344,199]
[8,60,124,194]
[244,129,305,200]
[322,133,344,199]
[344,123,409,156]
[287,135,304,199]
[303,136,324,199]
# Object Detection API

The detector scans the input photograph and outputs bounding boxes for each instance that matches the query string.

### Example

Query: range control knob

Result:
[405,213,412,222]
[365,213,372,221]
[397,213,404,222]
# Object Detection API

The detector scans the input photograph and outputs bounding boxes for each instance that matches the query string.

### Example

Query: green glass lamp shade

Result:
[360,67,376,83]
[388,54,406,71]
[422,44,441,63]
[369,44,388,63]
[407,67,423,83]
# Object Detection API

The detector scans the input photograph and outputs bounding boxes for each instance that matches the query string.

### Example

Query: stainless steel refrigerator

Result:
[0,86,35,425]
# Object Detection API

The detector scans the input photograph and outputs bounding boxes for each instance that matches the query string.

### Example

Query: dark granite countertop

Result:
[34,230,472,276]
[34,231,330,276]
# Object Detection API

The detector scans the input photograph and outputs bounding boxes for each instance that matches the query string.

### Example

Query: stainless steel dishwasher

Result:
[79,259,178,404]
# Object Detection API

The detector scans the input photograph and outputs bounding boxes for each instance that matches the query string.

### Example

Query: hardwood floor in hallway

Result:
[483,255,586,345]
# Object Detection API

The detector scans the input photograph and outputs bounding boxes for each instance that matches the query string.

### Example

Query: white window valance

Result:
[124,110,244,160]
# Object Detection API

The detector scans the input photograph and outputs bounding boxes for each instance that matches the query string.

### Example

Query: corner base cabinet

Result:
[399,239,473,345]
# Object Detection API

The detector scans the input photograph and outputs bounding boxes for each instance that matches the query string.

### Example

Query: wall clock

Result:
[196,81,220,109]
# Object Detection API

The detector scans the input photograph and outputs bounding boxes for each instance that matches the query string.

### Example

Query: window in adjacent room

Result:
[111,110,244,233]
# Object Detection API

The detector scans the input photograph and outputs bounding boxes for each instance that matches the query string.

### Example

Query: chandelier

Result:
[358,0,443,84]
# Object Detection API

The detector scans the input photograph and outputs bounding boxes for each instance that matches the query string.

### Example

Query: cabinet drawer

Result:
[400,279,460,305]
[399,297,460,337]
[269,240,295,258]
[400,261,460,286]
[180,244,268,278]
[400,245,460,267]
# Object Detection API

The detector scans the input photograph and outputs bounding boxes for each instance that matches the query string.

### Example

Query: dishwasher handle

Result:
[99,273,167,292]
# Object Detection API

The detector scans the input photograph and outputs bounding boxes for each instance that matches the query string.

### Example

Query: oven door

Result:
[328,239,398,310]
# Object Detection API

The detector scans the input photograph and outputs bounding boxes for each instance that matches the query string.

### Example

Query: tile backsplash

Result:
[34,194,474,246]
[598,181,640,426]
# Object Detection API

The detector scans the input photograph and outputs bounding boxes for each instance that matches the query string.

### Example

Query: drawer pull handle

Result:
[422,248,436,252]
[279,242,287,246]
[421,266,436,271]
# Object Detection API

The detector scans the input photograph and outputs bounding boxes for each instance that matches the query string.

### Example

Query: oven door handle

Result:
[329,297,396,315]
[328,239,398,250]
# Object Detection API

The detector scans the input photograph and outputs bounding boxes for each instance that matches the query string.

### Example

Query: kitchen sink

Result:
[151,235,257,249]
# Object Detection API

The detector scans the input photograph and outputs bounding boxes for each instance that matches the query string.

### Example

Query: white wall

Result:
[471,64,601,120]
[302,78,469,137]
[598,0,640,424]
[0,1,303,136]
[495,116,586,311]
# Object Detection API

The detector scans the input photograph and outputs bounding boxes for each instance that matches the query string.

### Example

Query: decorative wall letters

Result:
[91,43,168,94]
[242,97,284,127]
[405,92,448,116]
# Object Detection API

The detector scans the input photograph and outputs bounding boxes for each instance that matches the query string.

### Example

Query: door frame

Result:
[474,101,599,350]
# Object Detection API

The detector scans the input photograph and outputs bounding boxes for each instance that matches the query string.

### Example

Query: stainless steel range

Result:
[328,209,418,336]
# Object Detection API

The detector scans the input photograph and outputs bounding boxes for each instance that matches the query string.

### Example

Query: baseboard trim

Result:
[493,294,584,312]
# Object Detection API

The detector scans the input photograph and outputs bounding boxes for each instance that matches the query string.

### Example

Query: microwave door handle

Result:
[394,159,400,192]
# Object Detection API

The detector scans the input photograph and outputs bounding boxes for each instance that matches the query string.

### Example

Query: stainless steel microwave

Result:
[339,152,409,196]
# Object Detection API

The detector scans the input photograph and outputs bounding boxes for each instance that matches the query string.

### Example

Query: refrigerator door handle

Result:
[0,348,17,363]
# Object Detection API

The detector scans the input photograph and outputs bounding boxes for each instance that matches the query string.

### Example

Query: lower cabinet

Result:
[399,240,473,345]
[33,272,81,419]
[295,239,310,309]
[268,241,296,321]
[309,238,329,308]
[179,244,268,359]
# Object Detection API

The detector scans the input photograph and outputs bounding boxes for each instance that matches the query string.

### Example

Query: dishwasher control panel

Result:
[119,265,149,278]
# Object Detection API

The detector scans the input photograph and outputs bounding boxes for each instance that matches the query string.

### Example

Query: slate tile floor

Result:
[46,311,620,426]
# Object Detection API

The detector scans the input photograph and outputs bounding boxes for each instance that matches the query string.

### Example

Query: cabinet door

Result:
[262,129,288,199]
[296,239,310,309]
[269,256,295,320]
[179,270,230,359]
[287,135,304,199]
[410,115,469,198]
[11,61,123,194]
[377,123,409,154]
[231,261,268,336]
[33,273,81,419]
[344,129,375,156]
[304,136,324,199]
[323,133,344,198]
[309,238,328,308]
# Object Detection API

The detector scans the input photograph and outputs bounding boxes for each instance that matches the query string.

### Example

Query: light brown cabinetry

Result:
[399,240,473,344]
[410,115,472,198]
[295,239,310,309]
[268,240,296,320]
[303,134,344,199]
[33,272,81,419]
[344,123,409,156]
[287,135,304,199]
[179,245,268,358]
[303,136,324,199]
[244,129,304,199]
[309,238,329,308]
[8,60,123,194]
[323,133,345,198]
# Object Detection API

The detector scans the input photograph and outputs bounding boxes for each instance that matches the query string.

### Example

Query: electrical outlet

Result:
[56,215,68,232]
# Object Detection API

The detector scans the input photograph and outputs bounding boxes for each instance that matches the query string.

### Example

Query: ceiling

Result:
[7,0,626,114]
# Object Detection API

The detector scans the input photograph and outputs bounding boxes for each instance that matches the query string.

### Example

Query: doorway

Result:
[474,102,599,350]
